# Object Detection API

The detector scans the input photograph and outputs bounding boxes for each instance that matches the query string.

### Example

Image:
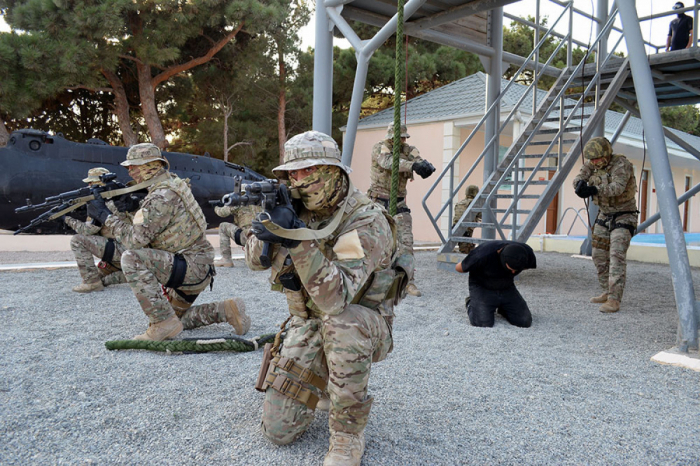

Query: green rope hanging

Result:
[390,0,406,217]
[105,333,277,353]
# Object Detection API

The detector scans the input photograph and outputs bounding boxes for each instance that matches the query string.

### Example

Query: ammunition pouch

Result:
[591,233,610,251]
[352,265,408,310]
[279,272,302,292]
[374,196,410,214]
[260,355,327,410]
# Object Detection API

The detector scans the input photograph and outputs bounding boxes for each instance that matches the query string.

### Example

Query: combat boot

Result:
[406,283,422,297]
[590,292,609,303]
[214,257,234,267]
[221,298,251,335]
[324,429,365,466]
[133,315,183,341]
[72,280,104,293]
[599,298,620,313]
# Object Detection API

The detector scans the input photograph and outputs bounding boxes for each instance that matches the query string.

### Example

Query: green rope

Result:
[390,0,406,217]
[105,333,277,353]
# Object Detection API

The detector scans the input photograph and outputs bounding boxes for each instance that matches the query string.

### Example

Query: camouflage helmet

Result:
[386,123,410,140]
[465,184,479,199]
[583,137,613,160]
[273,131,352,180]
[120,143,169,167]
[82,167,110,183]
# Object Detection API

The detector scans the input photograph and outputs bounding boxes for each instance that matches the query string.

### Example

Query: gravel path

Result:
[1,251,699,465]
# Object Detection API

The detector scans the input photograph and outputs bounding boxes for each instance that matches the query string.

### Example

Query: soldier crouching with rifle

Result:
[65,167,128,292]
[86,143,250,341]
[246,131,410,466]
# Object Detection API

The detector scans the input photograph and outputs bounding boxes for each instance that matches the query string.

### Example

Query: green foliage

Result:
[660,105,700,136]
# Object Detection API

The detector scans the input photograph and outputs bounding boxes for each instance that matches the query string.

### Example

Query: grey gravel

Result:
[1,250,699,465]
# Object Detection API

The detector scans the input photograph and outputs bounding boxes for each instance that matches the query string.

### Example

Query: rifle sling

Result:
[47,173,170,221]
[261,180,355,241]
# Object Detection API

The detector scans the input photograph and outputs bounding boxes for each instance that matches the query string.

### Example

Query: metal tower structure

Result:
[311,0,699,357]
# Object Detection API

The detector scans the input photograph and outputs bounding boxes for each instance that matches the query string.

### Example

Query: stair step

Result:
[518,166,558,171]
[526,127,583,135]
[518,139,577,146]
[494,194,540,199]
[541,116,590,124]
[451,236,492,243]
[457,221,488,228]
[488,179,550,186]
[495,209,530,214]
[521,153,559,159]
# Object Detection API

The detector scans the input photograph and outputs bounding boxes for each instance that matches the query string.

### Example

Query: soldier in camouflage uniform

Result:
[66,167,127,293]
[247,131,410,466]
[573,137,638,313]
[452,185,481,254]
[87,143,251,341]
[213,204,262,267]
[367,123,435,297]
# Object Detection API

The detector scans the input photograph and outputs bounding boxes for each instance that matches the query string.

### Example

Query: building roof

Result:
[355,71,700,155]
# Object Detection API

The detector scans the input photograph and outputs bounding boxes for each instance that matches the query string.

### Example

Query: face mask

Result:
[289,165,346,212]
[589,156,609,170]
[129,161,163,183]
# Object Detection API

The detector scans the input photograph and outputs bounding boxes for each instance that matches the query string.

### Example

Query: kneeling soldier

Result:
[247,131,409,465]
[87,143,250,341]
[66,167,127,292]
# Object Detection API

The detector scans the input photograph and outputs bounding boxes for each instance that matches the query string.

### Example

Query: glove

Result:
[583,185,598,197]
[251,185,306,249]
[412,160,436,179]
[87,191,112,226]
[574,180,588,198]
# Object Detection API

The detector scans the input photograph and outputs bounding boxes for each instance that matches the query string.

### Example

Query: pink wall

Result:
[349,124,700,243]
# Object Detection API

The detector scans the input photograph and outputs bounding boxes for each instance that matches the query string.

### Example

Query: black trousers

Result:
[467,283,532,328]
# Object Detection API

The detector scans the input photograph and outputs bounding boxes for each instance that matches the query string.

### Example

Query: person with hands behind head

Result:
[247,131,409,466]
[456,241,536,328]
[573,137,638,313]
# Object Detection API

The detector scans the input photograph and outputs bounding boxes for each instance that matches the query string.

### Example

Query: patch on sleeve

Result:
[333,229,365,260]
[133,208,145,225]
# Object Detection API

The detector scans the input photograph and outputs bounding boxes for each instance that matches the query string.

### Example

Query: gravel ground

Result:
[1,250,699,465]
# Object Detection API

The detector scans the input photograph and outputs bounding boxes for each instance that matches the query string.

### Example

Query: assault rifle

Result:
[217,176,287,267]
[14,173,126,235]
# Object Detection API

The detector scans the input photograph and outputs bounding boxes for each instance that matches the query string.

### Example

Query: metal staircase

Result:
[422,4,632,268]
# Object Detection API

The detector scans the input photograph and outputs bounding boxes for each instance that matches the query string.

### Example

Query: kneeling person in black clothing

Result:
[456,241,536,328]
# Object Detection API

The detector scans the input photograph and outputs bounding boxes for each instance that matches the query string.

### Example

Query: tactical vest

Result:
[369,142,415,198]
[269,189,406,319]
[147,174,207,252]
[592,154,637,212]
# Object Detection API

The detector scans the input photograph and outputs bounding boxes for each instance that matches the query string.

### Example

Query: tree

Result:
[660,105,700,136]
[1,0,289,148]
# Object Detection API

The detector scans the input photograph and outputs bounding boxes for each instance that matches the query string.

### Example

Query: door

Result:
[545,169,559,234]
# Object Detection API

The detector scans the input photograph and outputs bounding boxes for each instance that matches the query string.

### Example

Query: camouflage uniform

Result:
[452,185,481,254]
[367,124,424,291]
[249,131,407,465]
[573,137,638,307]
[105,144,247,334]
[214,204,262,258]
[66,167,126,287]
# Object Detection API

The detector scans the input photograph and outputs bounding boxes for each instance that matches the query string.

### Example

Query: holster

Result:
[255,343,274,392]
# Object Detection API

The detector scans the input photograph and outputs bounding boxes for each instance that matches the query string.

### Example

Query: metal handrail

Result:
[554,207,589,235]
[422,2,575,242]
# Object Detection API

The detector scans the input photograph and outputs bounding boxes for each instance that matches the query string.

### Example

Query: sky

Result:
[300,0,685,55]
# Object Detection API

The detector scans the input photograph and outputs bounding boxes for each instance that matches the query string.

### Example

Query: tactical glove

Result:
[575,182,598,198]
[575,180,589,198]
[87,195,111,226]
[251,185,305,249]
[412,160,437,179]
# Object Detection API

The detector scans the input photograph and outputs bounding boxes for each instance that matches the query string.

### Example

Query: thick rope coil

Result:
[105,333,276,353]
